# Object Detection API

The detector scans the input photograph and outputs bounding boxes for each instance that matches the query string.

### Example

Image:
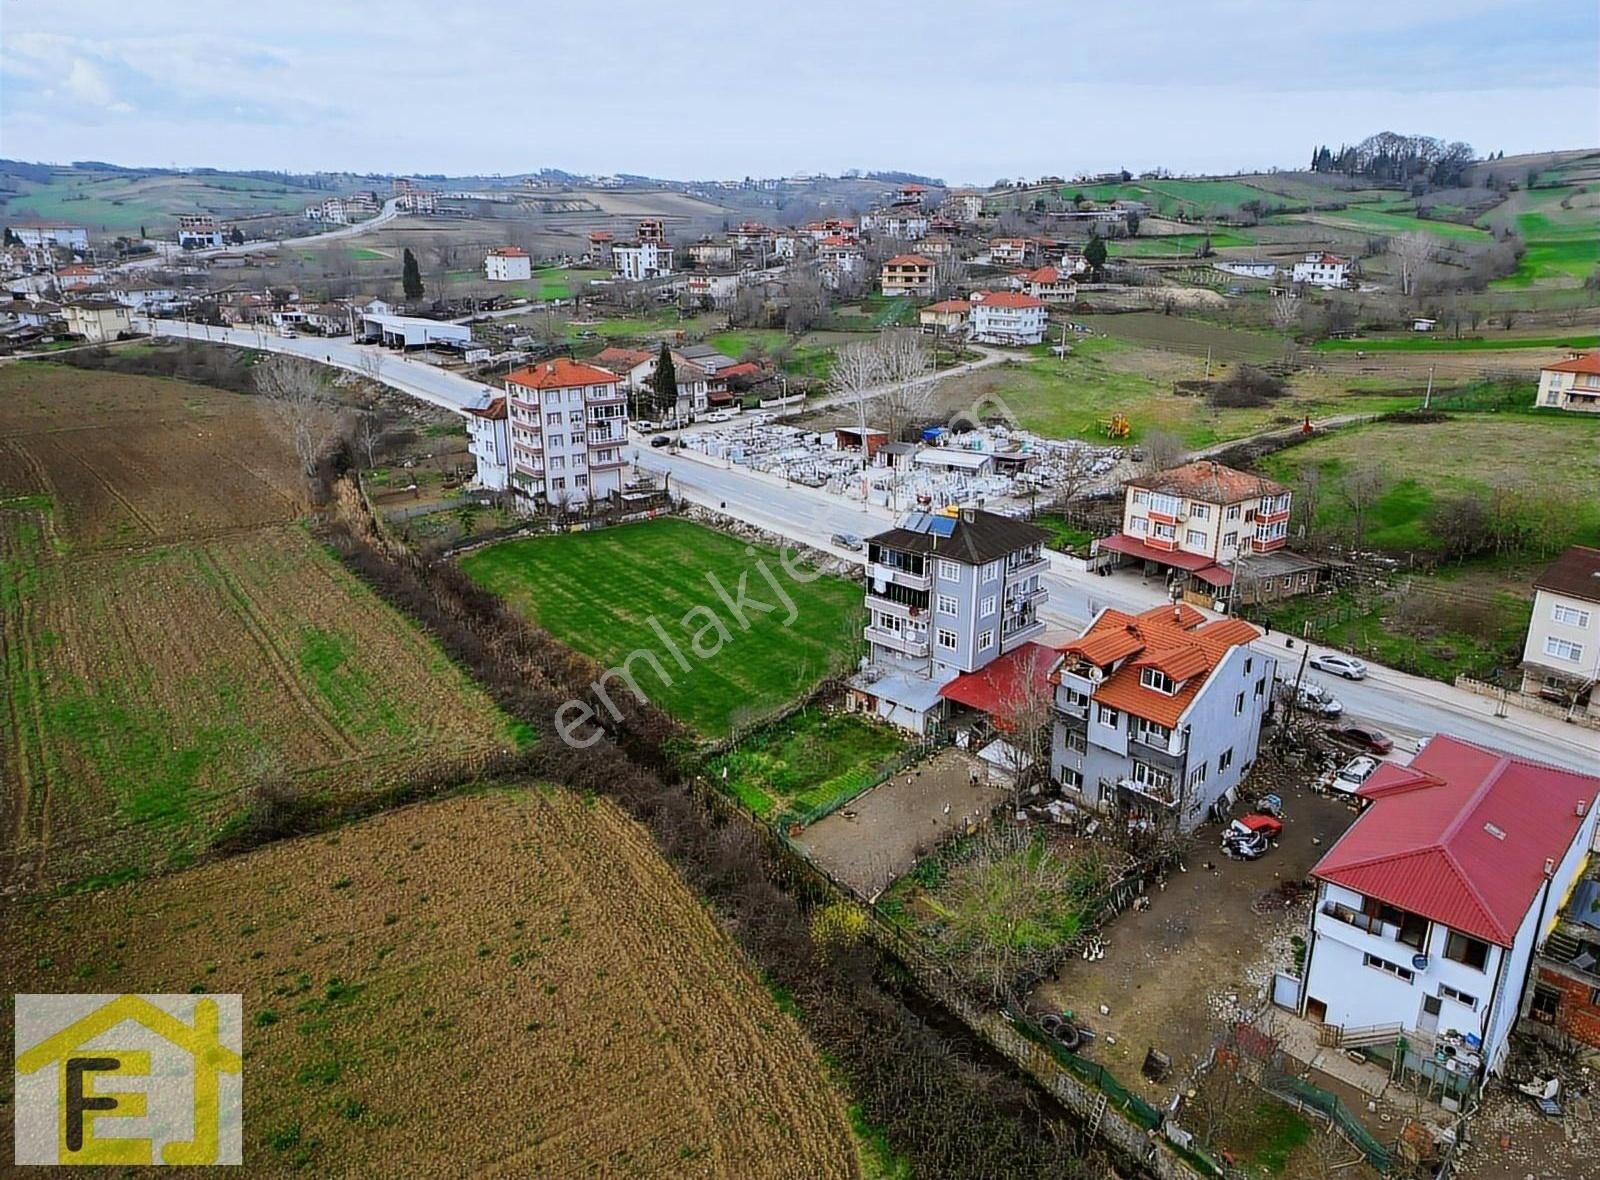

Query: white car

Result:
[1292,683,1343,717]
[1330,756,1379,794]
[1310,653,1368,680]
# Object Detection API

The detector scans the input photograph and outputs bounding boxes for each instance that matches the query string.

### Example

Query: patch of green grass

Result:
[705,707,908,820]
[296,626,406,740]
[1030,514,1095,555]
[1298,205,1491,242]
[348,248,385,261]
[849,1105,914,1180]
[710,329,788,358]
[1243,1101,1312,1174]
[459,519,865,737]
[1314,333,1600,353]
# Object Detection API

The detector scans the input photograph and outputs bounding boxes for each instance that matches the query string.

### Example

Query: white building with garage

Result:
[354,312,472,350]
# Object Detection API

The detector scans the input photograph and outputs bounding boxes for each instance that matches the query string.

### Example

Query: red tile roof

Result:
[593,346,655,370]
[465,397,508,420]
[939,642,1056,724]
[884,254,933,267]
[1543,353,1600,376]
[720,361,762,379]
[1533,545,1600,603]
[488,246,528,257]
[1054,603,1260,727]
[1018,265,1065,284]
[971,290,1044,310]
[922,299,972,315]
[1125,460,1288,502]
[507,357,620,391]
[1313,736,1600,946]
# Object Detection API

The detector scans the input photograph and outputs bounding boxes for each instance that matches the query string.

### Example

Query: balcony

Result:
[1318,901,1428,955]
[588,455,626,471]
[513,461,545,479]
[869,561,931,591]
[1006,554,1048,579]
[1106,776,1178,809]
[865,625,930,658]
[867,595,924,621]
[1005,583,1047,607]
[1000,617,1046,651]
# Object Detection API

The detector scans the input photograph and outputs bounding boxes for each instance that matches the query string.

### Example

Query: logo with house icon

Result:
[13,994,242,1166]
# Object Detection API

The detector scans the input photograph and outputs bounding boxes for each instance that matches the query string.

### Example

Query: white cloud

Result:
[62,58,116,107]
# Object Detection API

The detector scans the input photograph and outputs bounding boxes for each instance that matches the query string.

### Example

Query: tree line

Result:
[1309,131,1475,188]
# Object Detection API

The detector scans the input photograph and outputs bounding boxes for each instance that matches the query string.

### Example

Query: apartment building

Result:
[818,237,864,287]
[636,218,666,244]
[62,301,132,343]
[686,239,735,268]
[612,240,673,281]
[464,396,510,491]
[967,290,1047,345]
[1012,264,1078,303]
[1049,602,1271,830]
[1518,545,1600,719]
[504,358,629,505]
[989,238,1029,266]
[1291,252,1351,288]
[484,247,532,282]
[1536,353,1600,414]
[1299,737,1600,1080]
[880,254,935,297]
[177,215,225,249]
[587,230,614,266]
[869,210,929,240]
[1102,461,1322,606]
[847,509,1049,734]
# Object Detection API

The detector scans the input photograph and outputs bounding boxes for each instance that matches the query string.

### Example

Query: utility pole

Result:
[1203,346,1213,380]
[1423,365,1434,410]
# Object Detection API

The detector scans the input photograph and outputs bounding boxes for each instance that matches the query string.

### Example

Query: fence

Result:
[1260,1069,1395,1172]
[1456,675,1600,731]
[1007,1006,1166,1130]
[775,740,941,831]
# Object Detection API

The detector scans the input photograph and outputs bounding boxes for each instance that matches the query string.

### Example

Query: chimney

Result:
[545,362,554,374]
[961,507,974,523]
[1578,799,1589,818]
[1544,858,1557,878]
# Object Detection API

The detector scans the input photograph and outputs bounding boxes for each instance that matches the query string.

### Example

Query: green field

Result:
[705,707,908,820]
[1,167,336,233]
[711,329,791,358]
[1110,230,1258,258]
[1069,179,1282,219]
[1294,205,1492,242]
[1314,333,1600,353]
[458,519,865,737]
[1488,183,1600,287]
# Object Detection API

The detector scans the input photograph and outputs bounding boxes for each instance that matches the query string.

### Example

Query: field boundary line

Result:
[59,449,161,539]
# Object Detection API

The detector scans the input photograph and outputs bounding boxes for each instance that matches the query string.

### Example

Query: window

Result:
[1556,603,1594,627]
[1096,703,1119,728]
[1438,984,1478,1010]
[1218,747,1234,773]
[1234,691,1245,716]
[980,595,997,615]
[982,561,1001,582]
[1140,667,1175,694]
[1222,531,1238,549]
[1131,517,1148,535]
[938,559,960,582]
[1363,953,1414,982]
[1188,763,1207,789]
[1150,492,1181,517]
[1132,761,1173,792]
[1133,490,1150,506]
[977,629,995,649]
[546,411,561,425]
[1225,505,1241,521]
[936,628,958,651]
[1185,529,1206,548]
[1152,522,1175,540]
[1545,637,1585,663]
[1244,657,1253,674]
[1058,767,1083,791]
[1190,503,1210,520]
[1065,729,1086,754]
[936,593,959,615]
[575,474,587,488]
[1255,676,1265,698]
[1530,984,1561,1025]
[1444,931,1490,971]
[1134,717,1171,746]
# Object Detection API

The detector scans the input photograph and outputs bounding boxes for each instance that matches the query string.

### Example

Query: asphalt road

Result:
[124,199,402,270]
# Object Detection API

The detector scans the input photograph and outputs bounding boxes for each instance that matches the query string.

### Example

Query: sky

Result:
[2,1,1597,184]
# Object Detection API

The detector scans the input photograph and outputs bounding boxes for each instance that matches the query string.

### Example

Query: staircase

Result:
[1543,927,1582,965]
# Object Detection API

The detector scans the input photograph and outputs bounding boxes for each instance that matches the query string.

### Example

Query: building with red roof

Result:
[503,358,629,505]
[1048,602,1273,830]
[464,395,510,491]
[880,254,935,297]
[1517,545,1600,719]
[967,289,1046,346]
[1291,251,1351,288]
[1011,264,1078,303]
[484,246,532,282]
[1537,353,1600,414]
[1300,735,1600,1078]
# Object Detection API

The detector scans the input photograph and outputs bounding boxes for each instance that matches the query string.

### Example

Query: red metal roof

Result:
[922,299,971,315]
[1313,736,1600,946]
[507,357,620,391]
[1543,353,1600,376]
[1098,532,1214,571]
[938,642,1056,724]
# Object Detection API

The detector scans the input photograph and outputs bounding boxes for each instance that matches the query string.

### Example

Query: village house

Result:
[484,247,532,282]
[305,198,352,224]
[989,238,1030,266]
[892,182,930,205]
[1049,602,1272,830]
[395,188,438,214]
[8,224,89,251]
[612,240,673,282]
[801,218,858,242]
[1518,545,1600,719]
[967,289,1046,345]
[1536,353,1600,414]
[55,264,104,292]
[918,298,971,334]
[592,345,658,392]
[587,230,615,267]
[1101,460,1323,607]
[867,209,929,240]
[732,222,776,254]
[686,239,735,268]
[880,254,935,297]
[63,300,133,343]
[1291,252,1351,289]
[1214,259,1280,281]
[1299,736,1600,1080]
[846,509,1050,735]
[464,396,510,491]
[177,214,225,250]
[818,236,865,288]
[947,191,985,223]
[1011,264,1077,303]
[505,358,629,506]
[110,284,185,314]
[773,234,799,259]
[683,271,743,308]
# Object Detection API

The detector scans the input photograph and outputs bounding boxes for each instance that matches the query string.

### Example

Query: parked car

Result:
[1329,724,1394,755]
[1222,823,1269,860]
[1291,683,1343,717]
[1234,813,1284,839]
[649,435,671,448]
[1323,755,1379,796]
[1310,653,1368,680]
[703,409,738,423]
[830,532,864,551]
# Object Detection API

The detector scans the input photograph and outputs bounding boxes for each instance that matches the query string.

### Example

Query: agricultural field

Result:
[0,788,859,1177]
[1289,204,1492,243]
[0,363,524,892]
[459,519,865,738]
[1484,179,1600,288]
[0,164,340,233]
[704,707,909,822]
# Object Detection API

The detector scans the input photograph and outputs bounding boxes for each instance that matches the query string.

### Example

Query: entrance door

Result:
[1418,993,1442,1034]
[1305,997,1327,1023]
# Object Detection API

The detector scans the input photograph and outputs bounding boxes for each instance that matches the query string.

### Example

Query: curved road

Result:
[125,199,403,270]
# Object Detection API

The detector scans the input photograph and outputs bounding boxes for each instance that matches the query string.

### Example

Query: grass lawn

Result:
[1296,205,1492,243]
[1029,513,1096,556]
[458,519,864,737]
[1111,230,1258,258]
[532,266,608,301]
[704,706,909,821]
[710,329,790,358]
[1235,1101,1314,1175]
[1314,333,1600,353]
[348,248,386,261]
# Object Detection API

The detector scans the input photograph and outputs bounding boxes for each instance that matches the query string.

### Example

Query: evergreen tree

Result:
[228,225,244,245]
[402,248,424,301]
[139,225,147,240]
[650,343,678,419]
[1083,235,1107,277]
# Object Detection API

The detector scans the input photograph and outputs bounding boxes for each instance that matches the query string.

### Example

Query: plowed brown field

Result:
[0,789,859,1178]
[0,363,525,892]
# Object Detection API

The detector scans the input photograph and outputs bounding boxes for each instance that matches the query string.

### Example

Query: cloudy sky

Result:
[2,1,1595,182]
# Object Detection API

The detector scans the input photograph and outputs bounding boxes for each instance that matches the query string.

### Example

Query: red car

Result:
[1329,725,1394,755]
[1233,814,1284,839]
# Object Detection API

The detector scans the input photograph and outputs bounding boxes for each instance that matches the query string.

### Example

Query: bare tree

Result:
[356,347,385,389]
[1339,466,1387,550]
[994,651,1056,817]
[1392,231,1434,299]
[875,329,936,442]
[828,339,884,472]
[1050,446,1102,507]
[1270,289,1299,360]
[355,409,390,470]
[933,252,968,299]
[253,355,344,477]
[1140,429,1188,474]
[1294,466,1323,542]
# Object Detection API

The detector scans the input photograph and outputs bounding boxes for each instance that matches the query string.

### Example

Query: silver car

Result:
[1310,652,1368,680]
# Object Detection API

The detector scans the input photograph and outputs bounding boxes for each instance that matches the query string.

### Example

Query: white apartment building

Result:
[464,397,510,491]
[1299,736,1600,1081]
[1536,354,1600,414]
[9,224,90,251]
[868,210,929,240]
[177,215,225,250]
[484,247,533,282]
[989,238,1029,266]
[1519,546,1600,719]
[1291,252,1350,288]
[505,358,630,506]
[967,290,1046,345]
[612,240,673,281]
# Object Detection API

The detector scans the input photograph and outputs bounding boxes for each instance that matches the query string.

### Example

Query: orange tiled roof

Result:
[507,357,620,390]
[1543,353,1600,376]
[922,299,971,315]
[1125,459,1288,502]
[971,290,1044,309]
[884,254,933,267]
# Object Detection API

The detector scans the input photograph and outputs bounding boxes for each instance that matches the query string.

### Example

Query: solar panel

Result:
[901,511,930,533]
[929,516,956,538]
